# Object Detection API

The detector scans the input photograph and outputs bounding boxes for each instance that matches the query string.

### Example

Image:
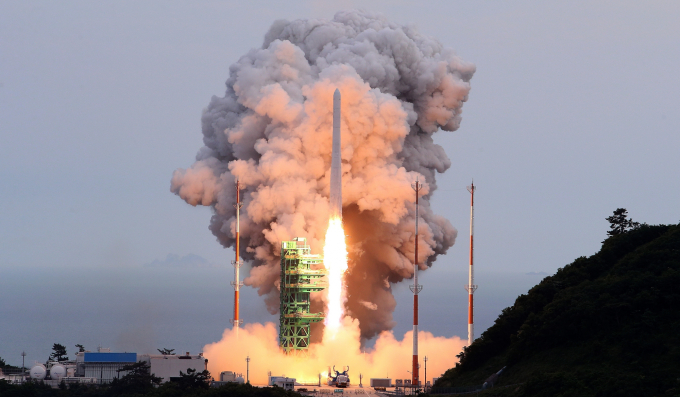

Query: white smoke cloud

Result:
[203,318,466,385]
[359,300,378,311]
[171,10,474,340]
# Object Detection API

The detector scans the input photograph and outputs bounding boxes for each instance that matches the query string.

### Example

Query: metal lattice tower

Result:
[279,237,327,354]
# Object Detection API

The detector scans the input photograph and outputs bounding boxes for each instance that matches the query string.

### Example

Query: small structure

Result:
[269,375,296,391]
[370,378,392,388]
[219,371,244,382]
[0,368,29,384]
[211,370,244,387]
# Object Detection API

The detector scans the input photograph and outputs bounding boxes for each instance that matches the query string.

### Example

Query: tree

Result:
[157,348,176,355]
[606,208,640,236]
[0,357,19,371]
[49,343,68,362]
[75,344,85,353]
[176,368,211,389]
[110,361,162,394]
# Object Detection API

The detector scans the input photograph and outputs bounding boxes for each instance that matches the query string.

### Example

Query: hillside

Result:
[435,223,680,396]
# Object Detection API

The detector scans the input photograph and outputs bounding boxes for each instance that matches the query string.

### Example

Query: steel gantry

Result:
[279,237,328,354]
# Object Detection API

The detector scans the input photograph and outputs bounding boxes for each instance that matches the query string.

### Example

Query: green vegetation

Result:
[49,344,69,362]
[109,361,162,394]
[0,356,21,372]
[0,378,302,397]
[606,208,642,236]
[436,214,680,396]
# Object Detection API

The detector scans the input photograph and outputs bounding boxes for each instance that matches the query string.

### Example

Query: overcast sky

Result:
[1,1,679,365]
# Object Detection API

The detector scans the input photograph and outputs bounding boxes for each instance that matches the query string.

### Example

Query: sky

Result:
[1,1,679,369]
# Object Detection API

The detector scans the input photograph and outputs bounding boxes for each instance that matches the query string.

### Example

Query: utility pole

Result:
[21,351,26,382]
[410,178,423,387]
[246,355,250,384]
[464,181,478,345]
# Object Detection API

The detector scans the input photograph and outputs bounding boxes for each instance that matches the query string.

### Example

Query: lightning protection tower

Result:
[410,178,423,387]
[279,237,328,354]
[464,181,478,345]
[231,180,244,331]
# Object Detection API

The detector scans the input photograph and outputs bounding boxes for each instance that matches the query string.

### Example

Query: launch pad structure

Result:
[279,238,328,354]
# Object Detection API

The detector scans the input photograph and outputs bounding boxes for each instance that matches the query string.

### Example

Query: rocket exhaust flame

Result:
[324,217,348,333]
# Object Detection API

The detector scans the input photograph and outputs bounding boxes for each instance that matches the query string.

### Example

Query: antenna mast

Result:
[465,181,478,345]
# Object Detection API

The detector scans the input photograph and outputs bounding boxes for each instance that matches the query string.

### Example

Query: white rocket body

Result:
[330,89,342,218]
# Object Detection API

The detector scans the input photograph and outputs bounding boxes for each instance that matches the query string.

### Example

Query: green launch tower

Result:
[279,237,327,354]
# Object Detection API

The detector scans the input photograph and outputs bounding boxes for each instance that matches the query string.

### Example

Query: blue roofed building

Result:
[75,349,137,382]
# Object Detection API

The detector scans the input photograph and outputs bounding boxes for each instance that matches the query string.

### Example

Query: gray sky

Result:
[1,1,679,365]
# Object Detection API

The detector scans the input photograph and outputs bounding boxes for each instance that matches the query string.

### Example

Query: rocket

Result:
[329,89,342,218]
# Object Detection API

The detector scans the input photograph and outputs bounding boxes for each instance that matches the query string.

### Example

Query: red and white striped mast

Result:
[465,181,478,345]
[231,180,244,334]
[410,178,423,387]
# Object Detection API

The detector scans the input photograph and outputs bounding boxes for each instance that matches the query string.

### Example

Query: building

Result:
[25,349,207,387]
[139,352,208,382]
[75,351,137,382]
[269,376,296,391]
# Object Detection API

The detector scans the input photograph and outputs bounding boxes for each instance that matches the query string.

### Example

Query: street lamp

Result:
[21,351,26,382]
[406,370,411,387]
[424,356,428,391]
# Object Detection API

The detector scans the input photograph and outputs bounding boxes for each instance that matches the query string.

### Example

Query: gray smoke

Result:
[171,10,474,341]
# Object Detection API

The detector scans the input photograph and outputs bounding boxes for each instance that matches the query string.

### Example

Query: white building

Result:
[269,376,296,391]
[138,352,208,382]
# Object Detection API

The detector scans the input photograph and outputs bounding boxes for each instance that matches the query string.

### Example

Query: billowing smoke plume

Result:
[171,10,474,340]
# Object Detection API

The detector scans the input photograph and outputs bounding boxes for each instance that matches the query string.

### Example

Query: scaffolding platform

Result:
[279,237,328,353]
